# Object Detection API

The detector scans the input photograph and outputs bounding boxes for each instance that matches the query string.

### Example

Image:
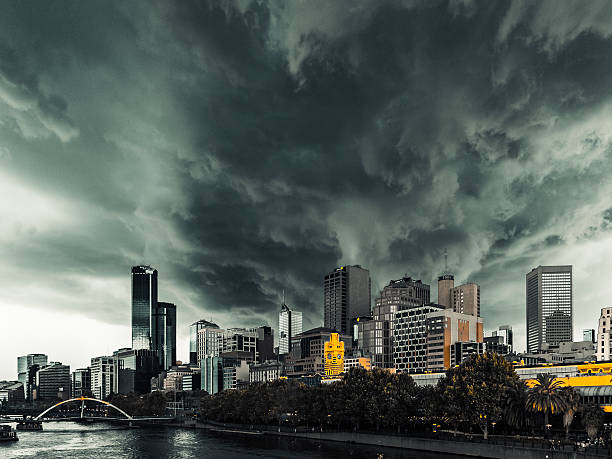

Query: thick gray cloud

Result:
[2,0,612,378]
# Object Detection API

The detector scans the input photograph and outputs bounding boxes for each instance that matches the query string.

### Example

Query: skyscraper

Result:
[279,303,302,355]
[437,274,480,317]
[324,265,371,335]
[526,265,573,353]
[131,266,158,350]
[190,319,220,365]
[17,354,47,400]
[157,301,177,369]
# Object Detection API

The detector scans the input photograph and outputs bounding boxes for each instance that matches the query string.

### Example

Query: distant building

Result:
[157,302,177,370]
[112,348,161,395]
[483,335,510,355]
[249,361,282,384]
[285,327,352,376]
[91,356,114,399]
[201,356,244,395]
[526,265,573,352]
[71,368,91,398]
[132,265,158,351]
[437,274,480,317]
[344,357,371,372]
[0,381,25,405]
[163,364,201,392]
[223,361,250,390]
[583,328,596,344]
[196,323,223,365]
[492,325,513,353]
[219,329,258,362]
[17,354,47,400]
[451,341,485,366]
[359,276,430,369]
[520,340,595,364]
[324,265,371,335]
[190,320,220,365]
[597,307,612,360]
[253,326,275,363]
[279,303,302,355]
[324,333,344,377]
[35,363,70,400]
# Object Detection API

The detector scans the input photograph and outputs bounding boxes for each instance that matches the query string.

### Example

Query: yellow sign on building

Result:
[324,333,344,377]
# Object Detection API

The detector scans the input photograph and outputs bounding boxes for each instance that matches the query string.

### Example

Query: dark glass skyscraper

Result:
[158,302,177,370]
[131,266,158,350]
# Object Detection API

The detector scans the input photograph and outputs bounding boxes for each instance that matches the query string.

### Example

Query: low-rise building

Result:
[284,327,352,377]
[223,361,250,390]
[35,363,70,400]
[249,361,282,384]
[344,356,371,372]
[0,381,25,405]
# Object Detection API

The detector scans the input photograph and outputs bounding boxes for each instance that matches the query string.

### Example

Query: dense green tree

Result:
[438,353,519,439]
[560,386,581,439]
[581,402,604,440]
[526,374,566,435]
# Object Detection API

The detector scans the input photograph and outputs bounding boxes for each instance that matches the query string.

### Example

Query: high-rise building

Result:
[131,266,158,351]
[526,265,573,353]
[91,356,114,400]
[324,265,371,335]
[17,354,47,400]
[157,301,177,370]
[596,308,612,361]
[583,328,596,344]
[496,325,514,352]
[218,328,258,362]
[393,304,443,373]
[197,326,224,364]
[71,368,91,398]
[35,363,70,400]
[279,303,302,355]
[113,348,161,395]
[190,320,220,365]
[437,274,454,309]
[253,326,275,363]
[437,274,480,317]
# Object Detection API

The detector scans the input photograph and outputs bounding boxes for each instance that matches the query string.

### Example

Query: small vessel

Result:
[16,418,43,431]
[0,425,18,442]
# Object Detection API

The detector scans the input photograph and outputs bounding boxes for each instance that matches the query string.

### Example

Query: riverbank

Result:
[190,421,611,459]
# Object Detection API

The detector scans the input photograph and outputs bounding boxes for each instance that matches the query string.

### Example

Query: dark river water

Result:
[1,422,458,458]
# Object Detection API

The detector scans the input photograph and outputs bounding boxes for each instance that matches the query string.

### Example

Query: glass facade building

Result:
[157,302,176,370]
[526,265,573,353]
[71,368,91,397]
[17,354,47,400]
[190,320,219,364]
[131,266,158,351]
[279,303,302,355]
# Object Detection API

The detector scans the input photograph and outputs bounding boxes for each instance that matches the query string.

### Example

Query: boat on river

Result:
[0,425,18,442]
[16,418,43,431]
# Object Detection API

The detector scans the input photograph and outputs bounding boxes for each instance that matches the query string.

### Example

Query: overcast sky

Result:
[3,0,612,380]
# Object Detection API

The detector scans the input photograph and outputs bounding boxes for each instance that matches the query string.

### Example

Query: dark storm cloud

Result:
[4,0,612,368]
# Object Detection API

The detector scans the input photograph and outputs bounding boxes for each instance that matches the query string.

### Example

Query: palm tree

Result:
[581,402,604,440]
[560,386,581,439]
[526,373,566,435]
[504,380,529,431]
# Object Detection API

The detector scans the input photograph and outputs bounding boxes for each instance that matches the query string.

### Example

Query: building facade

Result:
[17,354,47,400]
[0,382,25,405]
[35,363,70,400]
[91,356,114,399]
[324,333,344,377]
[279,303,302,355]
[285,328,352,376]
[597,307,612,361]
[113,348,161,395]
[156,301,176,370]
[324,265,371,335]
[249,361,282,384]
[393,305,443,373]
[526,265,573,353]
[131,265,158,350]
[190,320,220,365]
[196,324,224,365]
[253,326,275,363]
[344,357,371,372]
[71,368,91,398]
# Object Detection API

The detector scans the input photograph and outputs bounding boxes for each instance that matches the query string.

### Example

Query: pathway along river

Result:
[1,421,463,458]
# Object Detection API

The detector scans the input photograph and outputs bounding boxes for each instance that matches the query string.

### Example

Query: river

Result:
[1,422,458,458]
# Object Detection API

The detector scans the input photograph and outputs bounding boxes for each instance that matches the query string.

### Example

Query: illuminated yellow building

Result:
[344,356,371,372]
[522,362,612,412]
[324,333,344,377]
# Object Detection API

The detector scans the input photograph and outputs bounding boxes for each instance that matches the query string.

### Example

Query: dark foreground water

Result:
[1,422,459,458]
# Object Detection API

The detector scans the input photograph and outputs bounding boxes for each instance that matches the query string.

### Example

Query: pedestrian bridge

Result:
[34,396,134,421]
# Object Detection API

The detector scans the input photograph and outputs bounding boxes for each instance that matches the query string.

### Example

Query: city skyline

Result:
[5,1,612,380]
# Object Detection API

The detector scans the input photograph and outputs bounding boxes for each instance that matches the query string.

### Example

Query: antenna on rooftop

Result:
[444,248,448,273]
[282,289,285,305]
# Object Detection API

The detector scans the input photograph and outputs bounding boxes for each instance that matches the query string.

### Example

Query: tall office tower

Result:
[131,265,158,350]
[451,283,480,316]
[197,326,224,364]
[583,328,596,343]
[190,320,220,365]
[393,304,443,373]
[35,363,70,400]
[17,354,47,400]
[526,265,573,353]
[113,348,161,395]
[279,303,302,355]
[71,368,91,398]
[324,265,371,335]
[157,301,177,370]
[91,356,115,399]
[253,326,275,363]
[437,274,454,308]
[596,308,612,361]
[377,276,430,310]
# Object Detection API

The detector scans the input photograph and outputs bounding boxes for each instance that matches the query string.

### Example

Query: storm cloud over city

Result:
[3,0,612,378]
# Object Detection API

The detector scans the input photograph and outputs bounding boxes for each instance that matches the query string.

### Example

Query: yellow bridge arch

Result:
[34,397,133,421]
